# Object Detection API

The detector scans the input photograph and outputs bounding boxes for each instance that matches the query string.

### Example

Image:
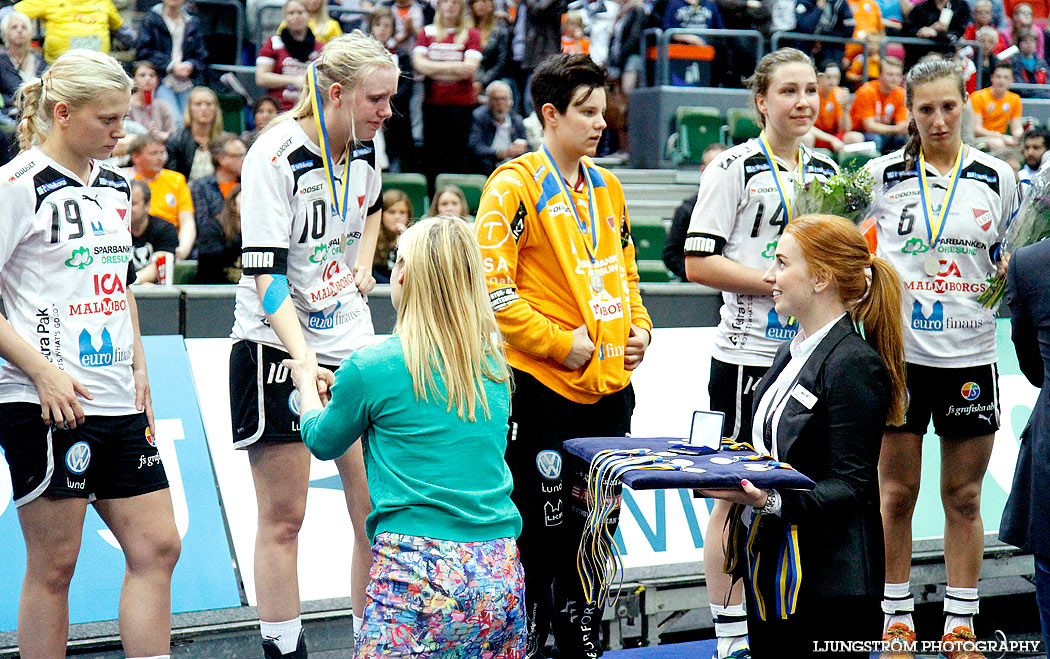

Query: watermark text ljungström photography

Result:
[812,630,1043,657]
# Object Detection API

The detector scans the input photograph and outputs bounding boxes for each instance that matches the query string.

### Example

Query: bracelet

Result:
[758,489,779,515]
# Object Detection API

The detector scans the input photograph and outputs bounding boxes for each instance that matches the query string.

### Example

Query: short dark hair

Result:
[993,60,1015,75]
[530,53,606,128]
[1023,125,1050,146]
[130,179,151,204]
[132,60,158,77]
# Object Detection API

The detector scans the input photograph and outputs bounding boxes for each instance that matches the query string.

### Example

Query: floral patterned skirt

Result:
[354,532,527,658]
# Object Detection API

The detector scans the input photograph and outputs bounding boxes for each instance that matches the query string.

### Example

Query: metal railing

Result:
[640,28,764,87]
[770,31,869,79]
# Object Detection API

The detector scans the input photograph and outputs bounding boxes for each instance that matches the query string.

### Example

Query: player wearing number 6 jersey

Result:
[684,48,837,659]
[0,50,180,659]
[229,32,398,658]
[861,57,1017,657]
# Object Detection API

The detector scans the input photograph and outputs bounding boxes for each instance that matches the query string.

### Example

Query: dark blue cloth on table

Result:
[562,437,815,491]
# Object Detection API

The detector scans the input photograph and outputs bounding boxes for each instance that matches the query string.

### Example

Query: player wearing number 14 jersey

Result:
[684,48,838,659]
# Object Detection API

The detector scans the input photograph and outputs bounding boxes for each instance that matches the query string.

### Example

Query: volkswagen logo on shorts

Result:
[65,441,91,475]
[536,450,562,481]
[288,390,301,417]
[961,382,981,401]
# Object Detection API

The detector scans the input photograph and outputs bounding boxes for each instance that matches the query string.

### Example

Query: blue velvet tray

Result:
[562,437,816,491]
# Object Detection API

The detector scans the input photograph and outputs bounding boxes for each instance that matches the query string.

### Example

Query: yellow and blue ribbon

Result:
[307,61,351,226]
[757,131,806,225]
[540,145,600,265]
[917,146,965,251]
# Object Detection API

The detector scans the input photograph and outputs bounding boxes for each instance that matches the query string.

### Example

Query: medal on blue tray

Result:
[917,146,965,278]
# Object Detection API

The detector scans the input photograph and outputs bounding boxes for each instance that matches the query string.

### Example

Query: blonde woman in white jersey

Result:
[684,47,838,659]
[0,50,180,659]
[862,56,1016,657]
[230,32,398,658]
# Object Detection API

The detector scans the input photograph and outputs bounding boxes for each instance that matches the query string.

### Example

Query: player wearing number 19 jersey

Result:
[0,148,167,504]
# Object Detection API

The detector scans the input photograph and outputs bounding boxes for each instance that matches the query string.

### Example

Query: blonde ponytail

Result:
[16,78,45,152]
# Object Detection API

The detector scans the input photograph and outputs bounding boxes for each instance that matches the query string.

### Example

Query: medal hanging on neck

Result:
[307,61,351,253]
[541,145,603,293]
[757,131,805,226]
[917,146,964,277]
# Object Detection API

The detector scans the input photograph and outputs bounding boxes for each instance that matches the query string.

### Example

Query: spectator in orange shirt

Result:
[128,134,196,260]
[849,55,908,152]
[806,62,865,151]
[971,61,1023,149]
[561,11,590,52]
[846,30,884,85]
[846,0,883,61]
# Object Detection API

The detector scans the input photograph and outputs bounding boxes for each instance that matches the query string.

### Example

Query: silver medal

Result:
[590,273,604,293]
[924,254,940,277]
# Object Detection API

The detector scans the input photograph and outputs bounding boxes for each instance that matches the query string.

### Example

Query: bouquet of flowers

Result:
[792,168,876,225]
[977,169,1050,309]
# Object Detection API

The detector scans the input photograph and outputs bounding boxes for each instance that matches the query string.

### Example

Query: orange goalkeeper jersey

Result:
[475,152,652,404]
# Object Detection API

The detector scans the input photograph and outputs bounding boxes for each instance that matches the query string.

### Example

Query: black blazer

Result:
[1000,240,1050,558]
[165,128,201,181]
[749,314,887,600]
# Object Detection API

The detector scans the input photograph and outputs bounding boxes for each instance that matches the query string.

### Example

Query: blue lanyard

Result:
[308,61,351,224]
[541,145,599,261]
[757,132,805,224]
[917,146,965,250]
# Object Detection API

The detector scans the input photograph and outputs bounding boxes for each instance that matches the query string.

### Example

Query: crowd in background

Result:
[1,0,1050,290]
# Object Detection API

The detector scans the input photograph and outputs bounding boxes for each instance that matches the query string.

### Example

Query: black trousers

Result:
[746,589,882,658]
[421,103,474,191]
[506,368,635,659]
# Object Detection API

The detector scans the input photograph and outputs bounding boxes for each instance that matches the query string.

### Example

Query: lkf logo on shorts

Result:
[536,450,562,481]
[145,427,155,447]
[65,441,91,475]
[961,381,981,400]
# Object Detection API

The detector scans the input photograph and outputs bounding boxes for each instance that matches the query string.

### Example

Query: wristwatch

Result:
[758,489,780,516]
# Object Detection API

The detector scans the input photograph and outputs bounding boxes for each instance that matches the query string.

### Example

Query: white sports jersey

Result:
[863,147,1017,368]
[684,139,839,366]
[0,149,137,415]
[232,120,383,364]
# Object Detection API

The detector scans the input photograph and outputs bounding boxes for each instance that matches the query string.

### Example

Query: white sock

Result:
[353,614,363,637]
[882,581,914,633]
[711,603,748,658]
[260,617,302,655]
[944,585,979,635]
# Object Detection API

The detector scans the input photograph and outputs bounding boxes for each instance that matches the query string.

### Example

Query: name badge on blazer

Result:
[790,384,818,410]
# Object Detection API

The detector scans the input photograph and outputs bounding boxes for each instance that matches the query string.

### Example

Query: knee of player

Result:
[126,526,182,574]
[260,509,307,545]
[881,481,921,518]
[940,481,983,520]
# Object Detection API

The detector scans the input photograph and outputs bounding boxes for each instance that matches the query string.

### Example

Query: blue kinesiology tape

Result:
[263,274,289,314]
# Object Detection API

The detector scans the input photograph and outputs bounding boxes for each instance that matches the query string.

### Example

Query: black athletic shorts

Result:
[0,402,167,507]
[230,340,338,449]
[888,362,1000,438]
[708,357,769,443]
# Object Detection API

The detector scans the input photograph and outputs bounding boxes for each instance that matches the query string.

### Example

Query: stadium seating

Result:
[669,106,723,165]
[726,108,761,144]
[435,173,488,215]
[382,173,428,219]
[631,218,668,261]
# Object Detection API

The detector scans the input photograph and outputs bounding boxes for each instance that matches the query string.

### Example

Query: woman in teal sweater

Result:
[284,215,524,657]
